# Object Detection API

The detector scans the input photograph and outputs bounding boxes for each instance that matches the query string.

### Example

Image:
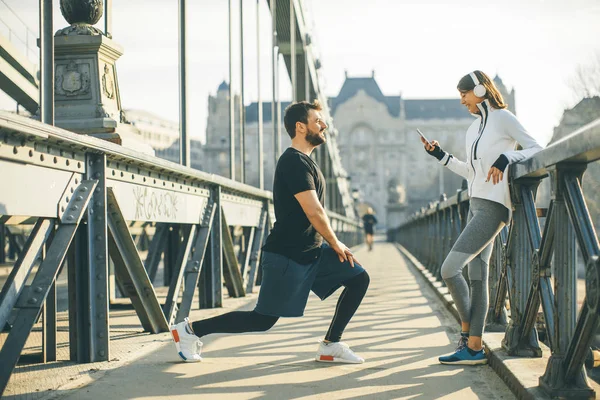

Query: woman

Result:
[422,70,543,365]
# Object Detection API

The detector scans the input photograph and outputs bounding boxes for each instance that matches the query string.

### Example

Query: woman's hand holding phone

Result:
[418,129,446,161]
[417,129,440,151]
[420,136,439,152]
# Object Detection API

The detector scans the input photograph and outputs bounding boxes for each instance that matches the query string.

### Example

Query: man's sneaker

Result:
[439,346,487,365]
[315,340,364,364]
[170,318,203,363]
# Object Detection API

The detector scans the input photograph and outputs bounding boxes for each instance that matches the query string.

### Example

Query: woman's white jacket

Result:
[438,99,543,221]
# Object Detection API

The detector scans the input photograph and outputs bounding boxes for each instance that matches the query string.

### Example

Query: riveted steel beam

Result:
[221,193,264,227]
[0,159,84,220]
[108,179,209,224]
[67,154,110,363]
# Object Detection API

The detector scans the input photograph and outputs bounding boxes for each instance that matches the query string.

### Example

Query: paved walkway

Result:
[47,242,513,399]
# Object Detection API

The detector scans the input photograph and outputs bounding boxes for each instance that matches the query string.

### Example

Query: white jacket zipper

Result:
[469,102,489,194]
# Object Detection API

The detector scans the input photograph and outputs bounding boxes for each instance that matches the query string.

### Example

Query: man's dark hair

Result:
[283,100,322,139]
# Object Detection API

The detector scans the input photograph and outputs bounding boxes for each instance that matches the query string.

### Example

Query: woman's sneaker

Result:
[170,318,203,363]
[315,340,364,364]
[456,334,469,351]
[439,346,487,365]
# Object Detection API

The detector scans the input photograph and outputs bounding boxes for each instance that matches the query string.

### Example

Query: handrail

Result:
[512,117,600,180]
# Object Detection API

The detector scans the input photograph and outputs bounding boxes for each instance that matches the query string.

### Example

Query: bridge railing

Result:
[388,118,600,398]
[0,111,363,395]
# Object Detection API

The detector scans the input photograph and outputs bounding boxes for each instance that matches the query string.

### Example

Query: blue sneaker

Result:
[439,346,487,365]
[456,334,468,351]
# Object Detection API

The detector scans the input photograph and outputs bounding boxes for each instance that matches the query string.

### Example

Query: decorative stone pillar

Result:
[53,0,151,152]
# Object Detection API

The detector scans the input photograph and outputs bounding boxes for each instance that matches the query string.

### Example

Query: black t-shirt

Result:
[262,147,326,264]
[362,214,377,229]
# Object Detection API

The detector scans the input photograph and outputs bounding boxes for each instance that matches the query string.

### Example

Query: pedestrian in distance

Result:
[362,207,377,251]
[421,70,543,365]
[170,100,370,364]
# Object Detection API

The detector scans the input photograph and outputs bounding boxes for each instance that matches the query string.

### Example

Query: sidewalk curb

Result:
[395,243,553,400]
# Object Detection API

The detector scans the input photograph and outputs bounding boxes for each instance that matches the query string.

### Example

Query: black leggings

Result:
[191,310,278,338]
[191,271,370,342]
[325,270,370,341]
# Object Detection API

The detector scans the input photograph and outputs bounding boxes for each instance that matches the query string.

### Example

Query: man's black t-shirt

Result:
[262,147,326,264]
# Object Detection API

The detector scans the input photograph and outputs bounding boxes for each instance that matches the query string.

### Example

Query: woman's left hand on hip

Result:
[486,167,504,185]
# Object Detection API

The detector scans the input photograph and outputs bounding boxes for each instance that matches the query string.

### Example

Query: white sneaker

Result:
[315,340,364,364]
[170,317,203,363]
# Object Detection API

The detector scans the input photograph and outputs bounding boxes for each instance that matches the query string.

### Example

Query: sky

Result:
[1,0,599,146]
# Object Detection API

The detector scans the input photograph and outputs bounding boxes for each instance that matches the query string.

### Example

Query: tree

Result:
[569,51,600,102]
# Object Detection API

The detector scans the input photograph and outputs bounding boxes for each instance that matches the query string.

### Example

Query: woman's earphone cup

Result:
[473,84,486,98]
[469,71,487,98]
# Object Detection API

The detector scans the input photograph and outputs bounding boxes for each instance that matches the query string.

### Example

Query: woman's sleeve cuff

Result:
[438,153,452,166]
[492,154,510,172]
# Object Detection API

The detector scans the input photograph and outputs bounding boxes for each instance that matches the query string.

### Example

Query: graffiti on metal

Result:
[109,180,207,223]
[133,186,180,220]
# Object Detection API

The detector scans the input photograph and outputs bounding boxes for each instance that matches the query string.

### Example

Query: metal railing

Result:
[0,111,363,396]
[388,119,600,398]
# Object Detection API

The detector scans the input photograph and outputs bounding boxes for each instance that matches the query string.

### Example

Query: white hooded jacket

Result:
[438,99,543,222]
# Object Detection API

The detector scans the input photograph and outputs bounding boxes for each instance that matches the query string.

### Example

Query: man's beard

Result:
[305,128,326,146]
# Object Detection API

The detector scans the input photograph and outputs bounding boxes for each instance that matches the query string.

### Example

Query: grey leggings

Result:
[441,198,508,337]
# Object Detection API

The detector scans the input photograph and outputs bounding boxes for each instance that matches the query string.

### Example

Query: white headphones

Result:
[469,72,487,98]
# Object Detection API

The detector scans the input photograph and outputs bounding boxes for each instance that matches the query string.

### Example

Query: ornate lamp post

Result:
[57,0,104,35]
[53,0,145,149]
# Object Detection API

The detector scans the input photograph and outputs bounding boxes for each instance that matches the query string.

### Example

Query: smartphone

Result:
[416,128,431,144]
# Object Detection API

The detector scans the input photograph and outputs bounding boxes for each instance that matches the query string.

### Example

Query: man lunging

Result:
[169,100,370,364]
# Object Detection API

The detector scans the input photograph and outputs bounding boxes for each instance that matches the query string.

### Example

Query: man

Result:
[170,100,370,364]
[362,208,377,251]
